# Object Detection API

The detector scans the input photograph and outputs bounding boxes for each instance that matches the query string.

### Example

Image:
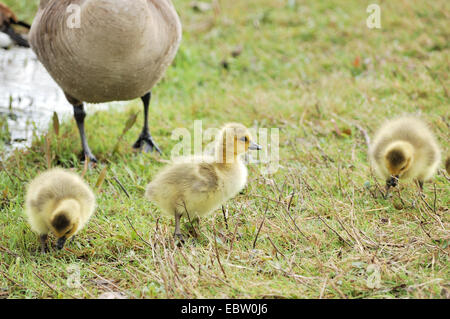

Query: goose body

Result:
[29,0,182,161]
[25,168,96,252]
[369,116,441,189]
[30,0,181,103]
[147,155,248,219]
[146,123,262,240]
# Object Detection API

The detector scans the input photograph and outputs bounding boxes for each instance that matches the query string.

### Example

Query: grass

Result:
[0,0,449,299]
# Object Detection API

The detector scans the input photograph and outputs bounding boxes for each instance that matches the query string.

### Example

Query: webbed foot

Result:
[174,233,185,246]
[132,131,162,154]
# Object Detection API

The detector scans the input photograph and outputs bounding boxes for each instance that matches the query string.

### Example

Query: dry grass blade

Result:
[212,222,227,279]
[252,201,269,249]
[44,134,51,169]
[112,112,138,153]
[32,270,78,299]
[0,268,26,290]
[222,205,229,230]
[81,155,89,178]
[95,166,108,191]
[52,111,59,136]
[125,216,153,248]
[317,215,352,247]
[113,176,130,198]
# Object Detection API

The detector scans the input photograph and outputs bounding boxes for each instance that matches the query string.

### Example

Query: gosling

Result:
[369,116,441,193]
[25,168,96,253]
[146,123,262,240]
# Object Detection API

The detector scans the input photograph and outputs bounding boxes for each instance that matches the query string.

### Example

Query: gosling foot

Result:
[39,234,48,254]
[56,237,67,250]
[79,150,97,165]
[132,131,162,154]
[383,185,392,200]
[418,180,424,195]
[173,233,185,246]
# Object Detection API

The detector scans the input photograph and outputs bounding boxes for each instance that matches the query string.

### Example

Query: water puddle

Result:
[0,45,122,158]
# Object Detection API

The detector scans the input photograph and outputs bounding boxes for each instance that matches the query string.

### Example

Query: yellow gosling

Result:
[146,123,261,241]
[25,168,96,252]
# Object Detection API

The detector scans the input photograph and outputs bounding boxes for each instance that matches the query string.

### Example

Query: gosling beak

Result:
[56,237,67,250]
[248,142,262,151]
[387,175,399,188]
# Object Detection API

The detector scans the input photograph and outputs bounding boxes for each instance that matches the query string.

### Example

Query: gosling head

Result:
[218,123,261,163]
[49,199,80,250]
[384,141,414,186]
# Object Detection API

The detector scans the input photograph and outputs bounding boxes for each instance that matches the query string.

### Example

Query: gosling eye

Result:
[240,136,249,143]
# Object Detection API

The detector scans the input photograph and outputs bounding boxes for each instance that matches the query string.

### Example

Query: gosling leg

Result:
[418,180,424,192]
[39,234,48,254]
[417,180,425,198]
[174,212,184,243]
[73,104,97,163]
[384,181,392,199]
[132,92,162,154]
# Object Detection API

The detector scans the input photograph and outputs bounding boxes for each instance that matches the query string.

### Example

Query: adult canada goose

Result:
[0,2,30,47]
[369,116,441,193]
[146,123,262,241]
[25,168,96,253]
[29,0,182,162]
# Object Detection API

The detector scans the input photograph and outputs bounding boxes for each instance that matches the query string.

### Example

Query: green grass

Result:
[0,0,449,298]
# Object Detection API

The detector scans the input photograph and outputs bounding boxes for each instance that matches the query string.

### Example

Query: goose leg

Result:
[73,104,97,163]
[39,234,48,254]
[132,92,162,154]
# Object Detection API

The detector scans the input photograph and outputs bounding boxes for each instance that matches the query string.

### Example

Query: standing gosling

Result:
[146,123,262,240]
[369,116,441,192]
[25,168,96,253]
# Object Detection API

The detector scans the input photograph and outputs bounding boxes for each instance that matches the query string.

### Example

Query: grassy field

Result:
[0,0,449,299]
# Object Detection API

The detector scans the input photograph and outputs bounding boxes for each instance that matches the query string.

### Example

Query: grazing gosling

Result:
[369,116,441,192]
[146,123,262,240]
[25,168,96,253]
